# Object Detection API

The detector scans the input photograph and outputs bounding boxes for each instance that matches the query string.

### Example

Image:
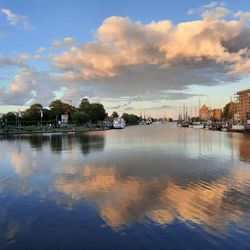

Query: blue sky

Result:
[0,0,250,117]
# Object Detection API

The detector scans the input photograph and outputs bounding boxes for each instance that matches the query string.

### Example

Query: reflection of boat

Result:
[113,117,125,129]
[227,124,245,133]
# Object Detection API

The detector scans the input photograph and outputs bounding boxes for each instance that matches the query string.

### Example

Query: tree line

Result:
[1,99,106,126]
[1,98,157,127]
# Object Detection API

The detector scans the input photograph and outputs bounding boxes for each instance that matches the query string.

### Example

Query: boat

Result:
[208,122,222,131]
[179,121,189,127]
[191,122,204,129]
[113,117,126,129]
[139,118,152,125]
[227,124,245,133]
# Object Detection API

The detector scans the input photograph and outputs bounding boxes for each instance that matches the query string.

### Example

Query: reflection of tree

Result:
[50,135,63,153]
[48,133,105,154]
[28,135,49,150]
[77,134,105,155]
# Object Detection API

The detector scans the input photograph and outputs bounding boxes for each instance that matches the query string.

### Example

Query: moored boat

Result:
[113,117,126,129]
[227,124,245,133]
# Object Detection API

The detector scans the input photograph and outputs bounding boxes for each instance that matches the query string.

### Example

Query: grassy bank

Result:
[0,125,109,135]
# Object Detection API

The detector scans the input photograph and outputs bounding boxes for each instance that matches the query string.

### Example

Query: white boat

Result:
[227,124,245,133]
[113,117,125,129]
[191,122,204,129]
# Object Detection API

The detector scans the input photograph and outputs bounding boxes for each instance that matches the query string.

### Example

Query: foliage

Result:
[2,112,17,126]
[78,101,106,123]
[49,100,76,121]
[72,111,88,124]
[111,111,119,118]
[23,104,43,125]
[122,113,140,125]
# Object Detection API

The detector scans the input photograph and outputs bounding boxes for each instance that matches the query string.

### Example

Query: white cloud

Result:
[0,68,57,105]
[52,37,76,49]
[51,6,250,102]
[37,47,46,53]
[2,4,250,108]
[234,11,250,23]
[54,9,250,82]
[202,1,218,9]
[0,8,33,30]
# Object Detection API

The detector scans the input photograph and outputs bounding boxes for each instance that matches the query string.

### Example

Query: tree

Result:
[49,100,76,122]
[3,112,17,126]
[122,113,140,125]
[111,111,119,118]
[78,101,106,123]
[72,111,89,125]
[88,103,106,123]
[23,104,43,125]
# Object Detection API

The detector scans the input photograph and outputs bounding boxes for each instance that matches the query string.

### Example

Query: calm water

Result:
[0,124,250,250]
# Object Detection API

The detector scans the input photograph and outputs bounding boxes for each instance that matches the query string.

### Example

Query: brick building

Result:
[212,109,222,121]
[199,105,210,120]
[237,89,250,125]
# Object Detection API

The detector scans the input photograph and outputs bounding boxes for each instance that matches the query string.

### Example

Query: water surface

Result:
[0,124,250,249]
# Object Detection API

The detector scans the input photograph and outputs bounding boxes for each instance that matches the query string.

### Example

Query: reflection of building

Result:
[199,105,210,120]
[237,89,250,126]
[212,109,222,121]
[239,136,250,162]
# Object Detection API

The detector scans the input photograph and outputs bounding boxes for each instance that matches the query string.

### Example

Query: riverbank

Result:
[0,126,110,136]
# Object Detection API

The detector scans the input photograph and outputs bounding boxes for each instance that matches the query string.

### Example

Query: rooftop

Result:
[237,89,250,94]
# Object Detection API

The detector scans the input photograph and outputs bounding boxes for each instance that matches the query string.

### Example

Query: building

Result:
[237,89,250,126]
[212,109,222,121]
[199,105,210,120]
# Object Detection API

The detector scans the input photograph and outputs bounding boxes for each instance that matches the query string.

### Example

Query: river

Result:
[0,123,250,249]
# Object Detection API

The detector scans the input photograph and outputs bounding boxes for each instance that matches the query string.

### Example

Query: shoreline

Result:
[0,127,110,136]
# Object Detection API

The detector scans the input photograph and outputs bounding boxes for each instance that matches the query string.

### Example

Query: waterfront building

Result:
[237,89,250,127]
[212,109,222,121]
[199,105,210,120]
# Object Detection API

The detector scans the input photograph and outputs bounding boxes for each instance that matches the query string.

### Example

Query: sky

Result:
[0,0,250,118]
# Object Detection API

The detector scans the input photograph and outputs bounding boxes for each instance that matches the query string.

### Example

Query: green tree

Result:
[49,100,76,123]
[111,111,119,118]
[72,111,89,125]
[88,103,106,123]
[3,112,17,126]
[78,101,106,123]
[122,113,140,125]
[23,104,43,125]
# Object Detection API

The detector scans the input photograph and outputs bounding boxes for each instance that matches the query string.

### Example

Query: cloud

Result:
[202,1,219,9]
[0,8,33,30]
[0,68,57,105]
[234,11,250,23]
[52,7,250,102]
[52,37,76,49]
[3,4,250,107]
[37,47,46,53]
[0,54,24,67]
